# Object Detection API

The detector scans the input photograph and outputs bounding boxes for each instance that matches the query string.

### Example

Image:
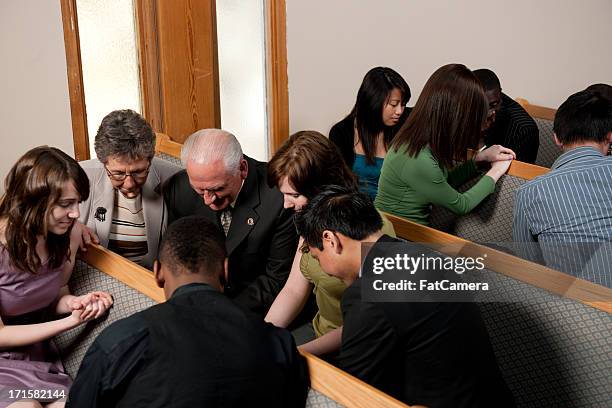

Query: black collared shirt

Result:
[339,235,515,407]
[67,283,309,407]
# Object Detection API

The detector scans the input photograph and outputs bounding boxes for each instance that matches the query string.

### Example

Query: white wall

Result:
[286,0,612,135]
[0,0,74,194]
[217,0,268,161]
[1,0,609,189]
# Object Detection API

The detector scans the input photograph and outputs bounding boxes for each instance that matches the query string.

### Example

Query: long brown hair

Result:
[391,64,487,168]
[267,131,358,199]
[0,146,90,273]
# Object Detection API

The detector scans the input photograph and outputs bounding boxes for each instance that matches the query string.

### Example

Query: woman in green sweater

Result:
[375,64,515,225]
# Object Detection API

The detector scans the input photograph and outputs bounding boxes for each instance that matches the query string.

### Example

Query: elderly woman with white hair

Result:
[79,109,181,269]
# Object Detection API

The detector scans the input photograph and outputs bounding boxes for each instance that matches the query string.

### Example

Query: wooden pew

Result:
[155,132,182,161]
[55,246,409,408]
[430,159,548,243]
[516,98,561,168]
[57,232,612,407]
[386,212,611,312]
[385,212,612,407]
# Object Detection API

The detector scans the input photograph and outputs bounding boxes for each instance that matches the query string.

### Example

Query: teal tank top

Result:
[352,154,384,201]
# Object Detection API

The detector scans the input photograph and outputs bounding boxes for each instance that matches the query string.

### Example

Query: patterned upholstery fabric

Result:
[424,170,611,406]
[476,270,612,408]
[534,118,562,168]
[306,390,343,407]
[54,260,156,378]
[57,259,612,406]
[56,260,344,407]
[156,151,182,167]
[430,174,526,243]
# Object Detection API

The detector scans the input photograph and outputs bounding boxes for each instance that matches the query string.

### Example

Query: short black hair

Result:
[159,216,227,276]
[585,83,612,102]
[294,185,383,250]
[553,90,612,145]
[473,68,501,92]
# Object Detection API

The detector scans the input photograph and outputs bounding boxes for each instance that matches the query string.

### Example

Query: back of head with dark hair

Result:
[350,67,411,164]
[294,185,383,250]
[159,216,227,277]
[94,109,156,163]
[472,69,501,92]
[0,146,89,273]
[267,131,358,199]
[391,64,488,168]
[585,83,612,102]
[553,90,612,145]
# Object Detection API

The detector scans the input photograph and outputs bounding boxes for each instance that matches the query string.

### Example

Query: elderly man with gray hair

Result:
[163,129,298,315]
[79,109,181,269]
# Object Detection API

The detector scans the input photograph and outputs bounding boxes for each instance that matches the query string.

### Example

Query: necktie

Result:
[220,209,232,236]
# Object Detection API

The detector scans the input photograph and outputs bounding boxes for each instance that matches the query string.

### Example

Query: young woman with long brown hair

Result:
[265,131,395,356]
[0,146,112,408]
[375,64,515,225]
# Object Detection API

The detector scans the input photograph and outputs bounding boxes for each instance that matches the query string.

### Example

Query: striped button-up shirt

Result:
[513,146,612,287]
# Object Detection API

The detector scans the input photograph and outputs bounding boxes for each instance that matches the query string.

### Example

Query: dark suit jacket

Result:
[163,156,298,315]
[67,283,309,407]
[339,235,515,407]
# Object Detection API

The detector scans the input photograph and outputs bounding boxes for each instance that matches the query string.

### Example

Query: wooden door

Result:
[137,0,221,143]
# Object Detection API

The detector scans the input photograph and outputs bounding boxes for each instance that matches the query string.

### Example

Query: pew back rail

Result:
[385,213,612,407]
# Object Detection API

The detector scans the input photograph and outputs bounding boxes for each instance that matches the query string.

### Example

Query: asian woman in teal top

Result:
[375,64,515,226]
[330,67,411,201]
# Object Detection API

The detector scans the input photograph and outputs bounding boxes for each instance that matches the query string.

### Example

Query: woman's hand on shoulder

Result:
[70,291,113,322]
[474,145,516,163]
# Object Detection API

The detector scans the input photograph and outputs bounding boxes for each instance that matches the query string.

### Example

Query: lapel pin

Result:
[247,217,254,226]
[95,207,107,222]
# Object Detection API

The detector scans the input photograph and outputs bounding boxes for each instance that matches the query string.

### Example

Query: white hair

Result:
[181,129,243,173]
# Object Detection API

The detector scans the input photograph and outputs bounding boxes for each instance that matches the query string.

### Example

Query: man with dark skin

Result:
[68,216,308,407]
[474,69,539,163]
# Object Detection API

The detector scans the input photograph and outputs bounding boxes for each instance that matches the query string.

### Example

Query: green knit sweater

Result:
[375,146,495,225]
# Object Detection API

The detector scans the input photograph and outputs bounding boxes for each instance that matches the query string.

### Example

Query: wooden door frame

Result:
[60,0,89,161]
[266,0,289,156]
[134,0,164,134]
[61,0,289,159]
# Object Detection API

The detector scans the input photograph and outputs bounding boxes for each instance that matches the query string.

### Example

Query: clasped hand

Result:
[474,144,516,163]
[70,291,113,322]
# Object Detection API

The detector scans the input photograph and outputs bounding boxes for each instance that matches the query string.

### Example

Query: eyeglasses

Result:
[104,164,150,181]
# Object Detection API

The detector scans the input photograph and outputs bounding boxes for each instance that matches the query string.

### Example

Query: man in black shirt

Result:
[474,68,539,163]
[294,186,514,407]
[67,216,309,407]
